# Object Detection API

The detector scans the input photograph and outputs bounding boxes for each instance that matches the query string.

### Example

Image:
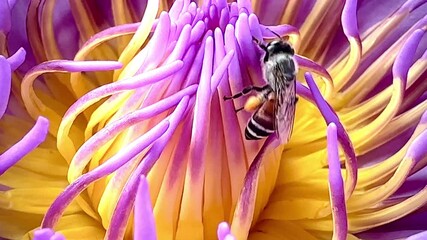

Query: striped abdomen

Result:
[245,98,275,140]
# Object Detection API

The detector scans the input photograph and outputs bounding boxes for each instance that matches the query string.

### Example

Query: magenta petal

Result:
[0,116,49,175]
[134,175,157,240]
[0,56,11,118]
[327,123,348,240]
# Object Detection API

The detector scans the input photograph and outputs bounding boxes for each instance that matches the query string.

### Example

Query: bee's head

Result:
[266,40,295,56]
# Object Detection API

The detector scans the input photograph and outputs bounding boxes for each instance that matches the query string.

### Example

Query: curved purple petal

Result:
[341,0,360,40]
[392,29,425,86]
[6,47,26,71]
[106,97,189,240]
[230,136,278,240]
[63,60,183,120]
[0,116,49,175]
[327,123,348,240]
[134,175,156,240]
[406,130,427,165]
[42,120,170,228]
[305,72,358,198]
[69,85,197,178]
[0,56,11,118]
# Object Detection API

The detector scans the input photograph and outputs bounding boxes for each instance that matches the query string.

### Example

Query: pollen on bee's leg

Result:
[244,96,262,112]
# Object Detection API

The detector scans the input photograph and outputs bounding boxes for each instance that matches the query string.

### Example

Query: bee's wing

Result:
[274,77,296,144]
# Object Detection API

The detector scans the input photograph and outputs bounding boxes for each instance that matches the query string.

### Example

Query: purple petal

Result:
[210,50,235,91]
[358,230,426,240]
[392,29,425,86]
[33,228,54,240]
[63,61,183,120]
[398,0,427,13]
[49,233,66,240]
[230,136,278,239]
[248,14,262,41]
[134,175,156,240]
[295,54,333,81]
[0,116,49,175]
[237,0,253,13]
[407,231,427,240]
[0,1,11,34]
[327,123,348,240]
[7,0,16,9]
[223,234,236,240]
[42,120,169,228]
[70,85,197,177]
[6,47,26,71]
[296,82,314,103]
[260,24,300,39]
[219,7,230,30]
[341,0,360,39]
[106,97,189,240]
[190,21,206,44]
[406,130,427,165]
[0,56,11,118]
[305,72,358,198]
[169,0,184,21]
[217,222,231,240]
[80,22,141,51]
[165,24,192,64]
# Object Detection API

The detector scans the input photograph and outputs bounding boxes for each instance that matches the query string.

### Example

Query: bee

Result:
[224,33,298,144]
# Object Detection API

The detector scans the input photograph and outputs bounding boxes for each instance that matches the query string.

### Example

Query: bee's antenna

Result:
[266,28,281,39]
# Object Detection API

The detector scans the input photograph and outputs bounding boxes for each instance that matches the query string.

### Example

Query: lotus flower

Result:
[0,0,426,239]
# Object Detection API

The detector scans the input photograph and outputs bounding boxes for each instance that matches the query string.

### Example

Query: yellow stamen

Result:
[114,0,160,80]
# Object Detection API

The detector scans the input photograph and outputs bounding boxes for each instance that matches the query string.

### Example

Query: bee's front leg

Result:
[252,36,267,51]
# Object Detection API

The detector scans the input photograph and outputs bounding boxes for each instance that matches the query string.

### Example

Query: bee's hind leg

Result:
[223,85,269,101]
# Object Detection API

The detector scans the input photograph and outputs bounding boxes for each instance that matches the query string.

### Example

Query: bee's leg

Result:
[265,28,281,39]
[223,85,269,101]
[294,97,299,104]
[234,106,244,113]
[252,36,267,51]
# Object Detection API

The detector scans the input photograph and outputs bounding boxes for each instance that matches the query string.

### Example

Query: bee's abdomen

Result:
[245,108,275,140]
